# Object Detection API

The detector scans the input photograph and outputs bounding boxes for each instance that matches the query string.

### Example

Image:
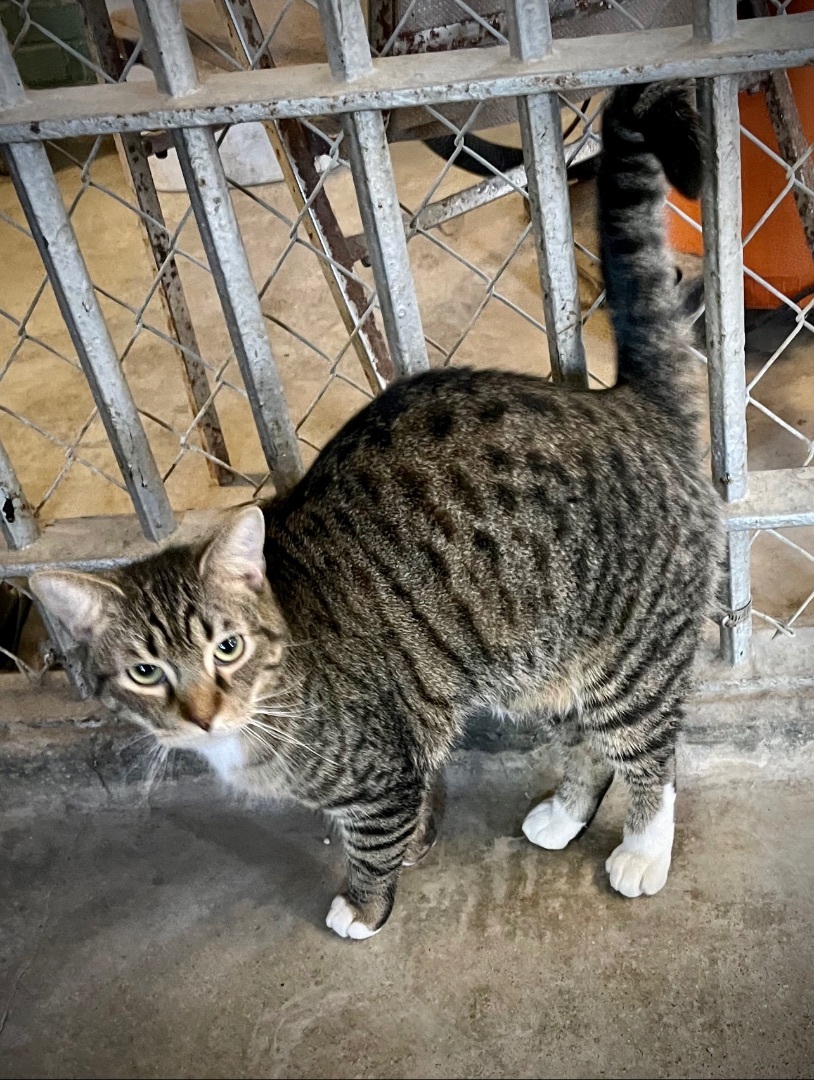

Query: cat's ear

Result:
[199,506,266,592]
[29,571,124,643]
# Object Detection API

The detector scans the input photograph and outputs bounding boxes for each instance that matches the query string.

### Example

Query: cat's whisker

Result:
[253,686,308,708]
[120,731,155,752]
[144,742,169,800]
[246,717,338,768]
[240,725,274,754]
[252,705,318,721]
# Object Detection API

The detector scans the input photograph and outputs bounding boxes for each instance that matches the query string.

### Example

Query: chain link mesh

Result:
[0,0,812,683]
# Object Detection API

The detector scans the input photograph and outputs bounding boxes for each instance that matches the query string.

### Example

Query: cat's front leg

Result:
[326,782,425,940]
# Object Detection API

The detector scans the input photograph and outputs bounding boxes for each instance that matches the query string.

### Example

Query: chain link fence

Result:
[0,0,813,693]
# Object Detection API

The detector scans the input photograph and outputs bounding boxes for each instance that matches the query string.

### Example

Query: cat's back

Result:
[266,367,713,628]
[275,367,701,528]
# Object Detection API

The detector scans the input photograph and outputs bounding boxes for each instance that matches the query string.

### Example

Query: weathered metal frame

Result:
[0,0,813,674]
[318,0,429,378]
[81,0,234,486]
[507,0,586,386]
[132,0,303,495]
[214,0,396,392]
[0,15,811,141]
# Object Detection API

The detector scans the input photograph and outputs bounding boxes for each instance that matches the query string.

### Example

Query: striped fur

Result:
[31,82,721,937]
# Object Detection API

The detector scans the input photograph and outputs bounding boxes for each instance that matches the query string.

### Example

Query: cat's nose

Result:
[180,683,222,733]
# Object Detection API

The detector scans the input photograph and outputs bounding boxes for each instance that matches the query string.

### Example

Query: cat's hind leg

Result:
[523,720,614,850]
[402,771,445,866]
[589,679,682,897]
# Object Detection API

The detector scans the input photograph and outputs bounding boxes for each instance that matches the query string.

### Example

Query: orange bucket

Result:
[667,0,814,309]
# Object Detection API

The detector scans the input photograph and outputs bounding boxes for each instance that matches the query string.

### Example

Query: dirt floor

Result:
[1,753,813,1080]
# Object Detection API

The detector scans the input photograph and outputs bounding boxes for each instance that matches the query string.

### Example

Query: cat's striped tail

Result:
[598,82,704,412]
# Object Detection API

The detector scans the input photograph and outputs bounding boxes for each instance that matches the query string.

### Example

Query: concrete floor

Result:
[1,753,813,1080]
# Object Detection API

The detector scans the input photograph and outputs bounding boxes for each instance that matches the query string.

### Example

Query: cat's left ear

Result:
[199,506,266,592]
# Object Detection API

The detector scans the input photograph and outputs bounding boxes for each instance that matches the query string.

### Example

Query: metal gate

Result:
[0,0,813,696]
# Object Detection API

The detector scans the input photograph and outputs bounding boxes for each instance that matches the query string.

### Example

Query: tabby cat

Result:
[32,82,721,940]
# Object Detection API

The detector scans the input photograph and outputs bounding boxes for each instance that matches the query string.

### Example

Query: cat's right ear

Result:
[29,571,124,643]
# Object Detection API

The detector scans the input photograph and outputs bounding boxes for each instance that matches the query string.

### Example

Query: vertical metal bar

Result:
[133,0,303,494]
[317,0,429,378]
[763,71,814,257]
[0,438,94,695]
[695,0,751,664]
[693,0,736,41]
[81,0,234,484]
[0,31,175,543]
[0,439,38,551]
[213,0,396,392]
[506,0,587,387]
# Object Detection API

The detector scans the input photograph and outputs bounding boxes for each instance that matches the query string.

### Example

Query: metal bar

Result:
[739,0,814,261]
[132,0,302,494]
[718,532,751,666]
[507,0,586,386]
[0,439,38,551]
[319,0,373,80]
[0,510,227,578]
[693,0,737,41]
[0,412,94,696]
[214,0,395,391]
[0,16,812,142]
[318,0,428,377]
[763,70,814,256]
[726,468,814,530]
[0,31,175,544]
[695,1,751,662]
[410,164,527,234]
[81,0,233,485]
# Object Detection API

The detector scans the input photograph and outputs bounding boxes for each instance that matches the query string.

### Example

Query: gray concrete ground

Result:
[2,748,813,1080]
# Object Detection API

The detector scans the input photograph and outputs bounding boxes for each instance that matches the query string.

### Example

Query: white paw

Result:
[522,796,585,850]
[325,895,381,940]
[606,783,675,898]
[605,845,671,897]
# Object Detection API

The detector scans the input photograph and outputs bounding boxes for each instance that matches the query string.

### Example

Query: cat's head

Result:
[30,507,289,749]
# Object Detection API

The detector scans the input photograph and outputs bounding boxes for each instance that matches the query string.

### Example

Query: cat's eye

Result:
[214,634,245,664]
[127,663,165,687]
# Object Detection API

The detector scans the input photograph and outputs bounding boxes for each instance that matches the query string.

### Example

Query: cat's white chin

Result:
[191,732,245,780]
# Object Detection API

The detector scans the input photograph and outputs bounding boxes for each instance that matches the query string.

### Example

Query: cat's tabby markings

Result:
[32,82,721,940]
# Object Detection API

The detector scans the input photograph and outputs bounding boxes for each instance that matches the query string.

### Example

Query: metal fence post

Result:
[132,0,303,494]
[0,437,94,695]
[213,0,397,392]
[0,28,176,544]
[695,0,752,665]
[81,0,234,486]
[317,0,429,378]
[506,0,587,387]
